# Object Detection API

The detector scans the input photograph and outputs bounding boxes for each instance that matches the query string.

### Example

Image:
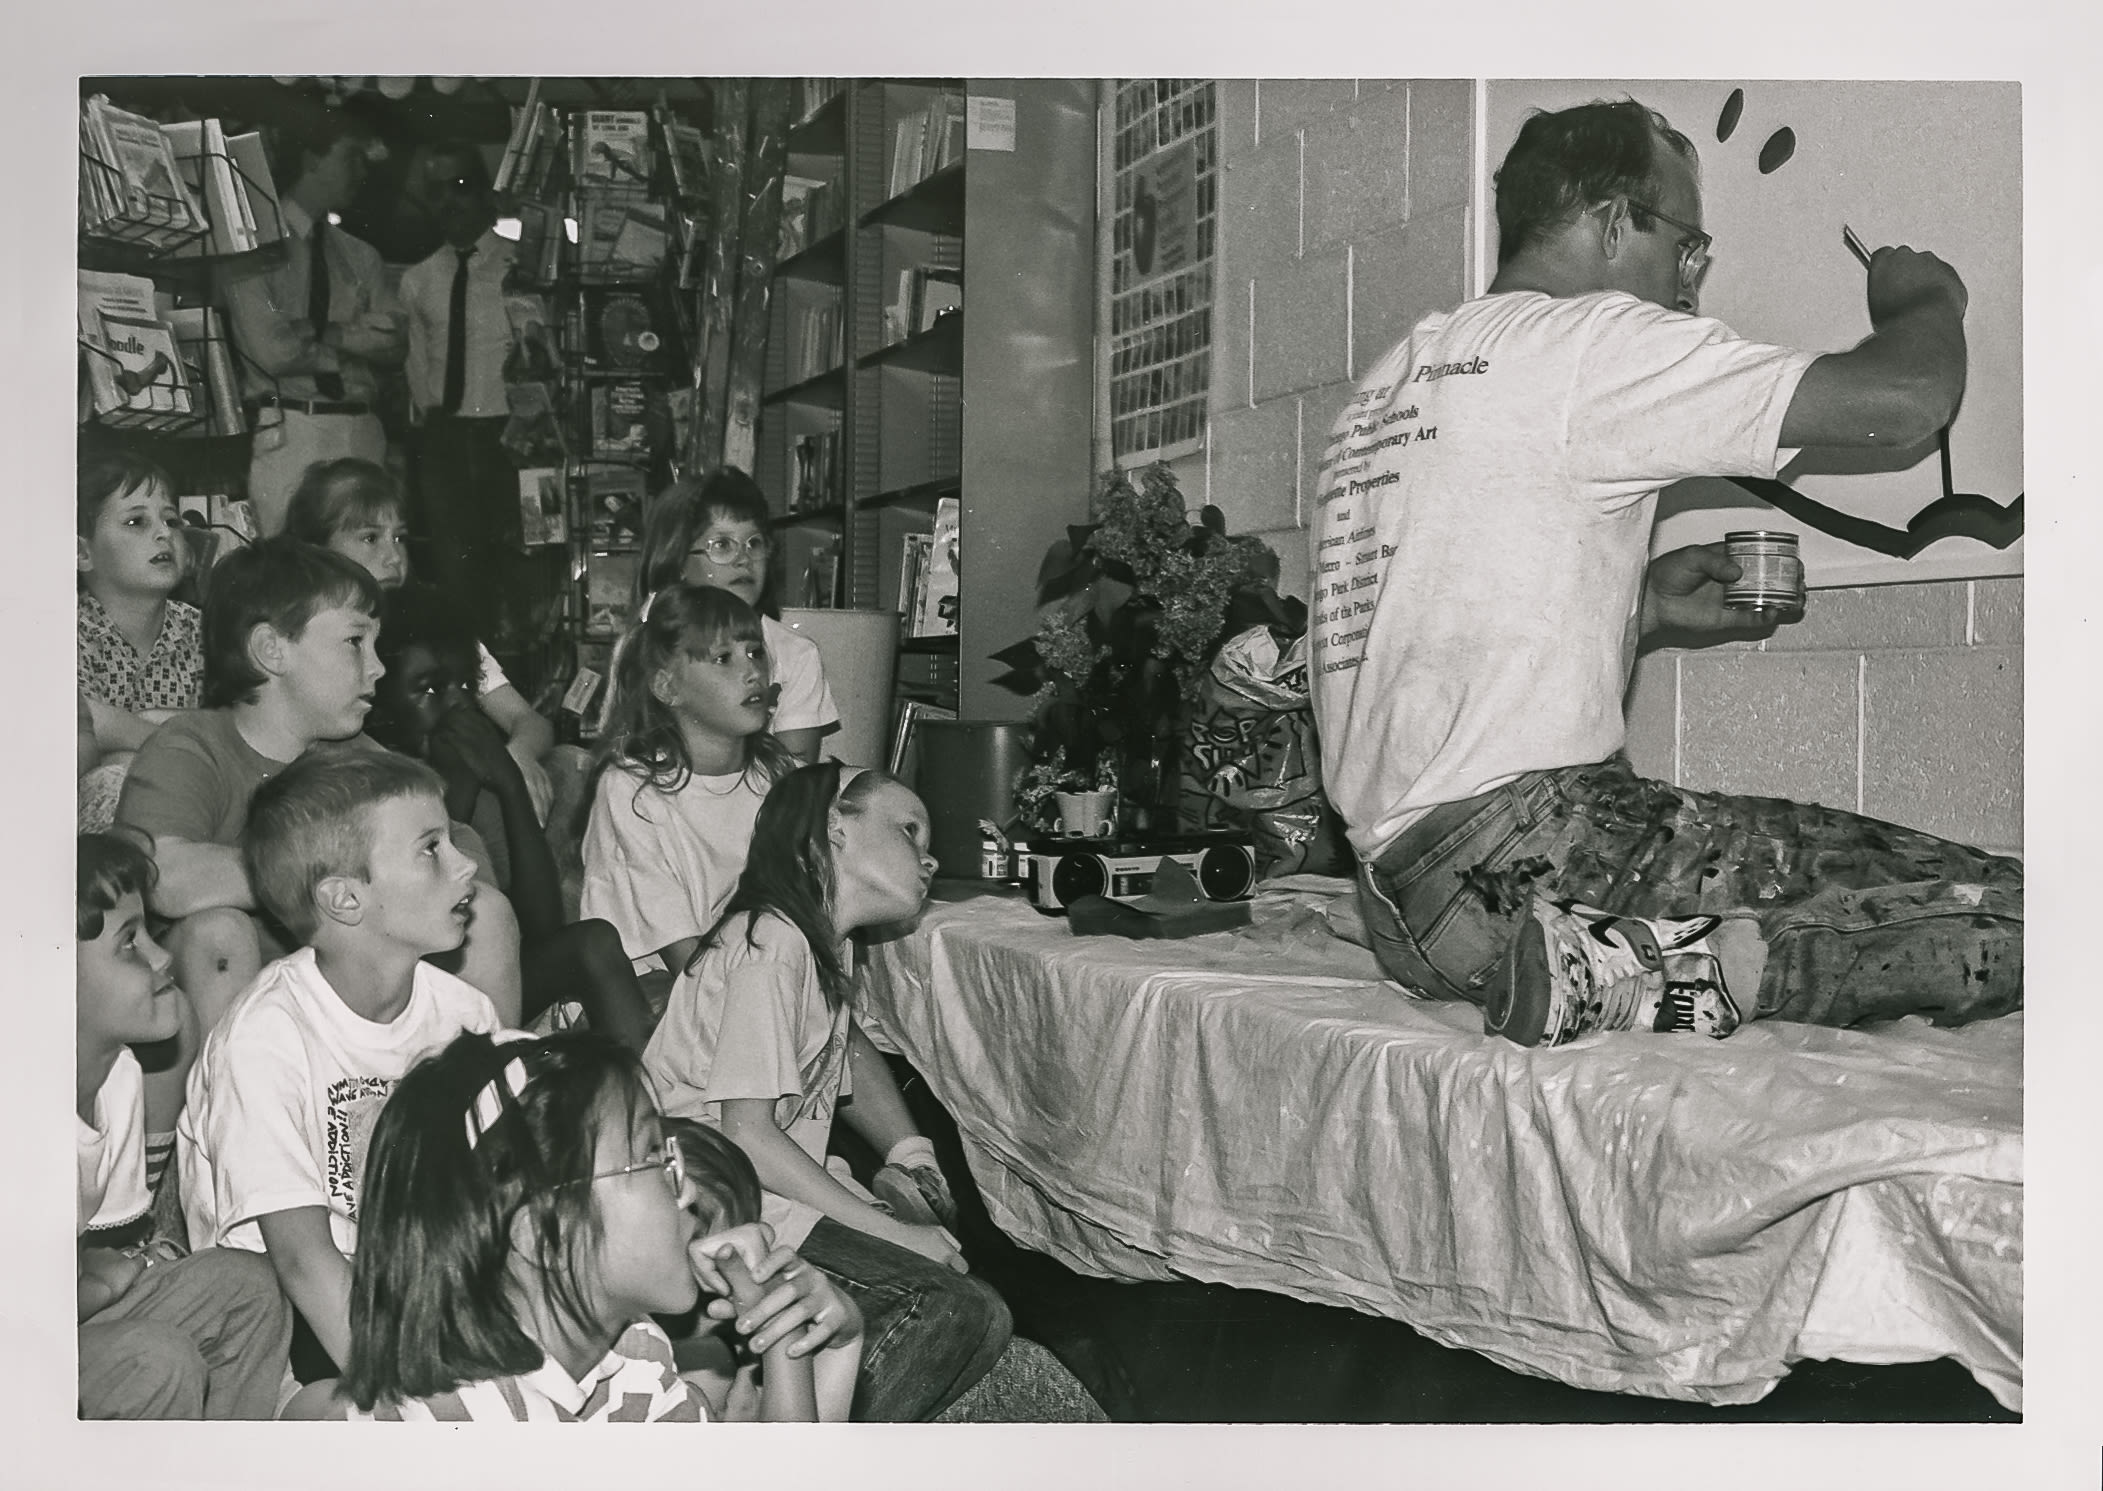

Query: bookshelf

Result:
[752,80,1095,755]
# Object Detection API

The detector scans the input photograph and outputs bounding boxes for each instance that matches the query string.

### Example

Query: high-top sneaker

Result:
[1484,896,1743,1047]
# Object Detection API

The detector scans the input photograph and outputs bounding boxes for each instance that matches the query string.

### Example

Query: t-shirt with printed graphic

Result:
[347,1320,709,1422]
[643,911,855,1250]
[1307,290,1815,862]
[176,946,504,1257]
[77,1046,151,1236]
[77,593,203,715]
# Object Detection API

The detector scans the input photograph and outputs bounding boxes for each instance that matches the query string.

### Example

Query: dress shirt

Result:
[401,229,516,420]
[219,199,399,403]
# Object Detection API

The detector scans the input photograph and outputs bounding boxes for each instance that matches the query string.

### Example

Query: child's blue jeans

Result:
[1356,754,2022,1027]
[799,1218,1012,1421]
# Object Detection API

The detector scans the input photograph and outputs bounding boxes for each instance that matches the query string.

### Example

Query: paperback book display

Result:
[581,465,647,549]
[584,551,641,636]
[882,265,963,345]
[160,119,282,257]
[574,111,652,187]
[80,95,204,248]
[78,269,192,420]
[778,173,844,260]
[787,297,844,382]
[517,468,568,548]
[589,380,652,459]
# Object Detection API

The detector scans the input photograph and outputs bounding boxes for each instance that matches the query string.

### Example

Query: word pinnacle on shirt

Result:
[1412,356,1490,383]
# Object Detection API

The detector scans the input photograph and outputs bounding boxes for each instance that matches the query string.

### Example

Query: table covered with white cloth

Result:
[855,876,2022,1410]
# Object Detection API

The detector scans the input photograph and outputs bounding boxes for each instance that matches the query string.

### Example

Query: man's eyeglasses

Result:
[1625,198,1712,283]
[572,1142,685,1197]
[691,534,773,565]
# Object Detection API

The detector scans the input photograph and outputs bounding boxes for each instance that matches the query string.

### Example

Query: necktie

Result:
[441,245,472,414]
[308,219,345,400]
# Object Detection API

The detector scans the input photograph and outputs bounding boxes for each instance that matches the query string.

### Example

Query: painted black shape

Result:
[1717,88,1744,142]
[1725,427,2024,560]
[1758,128,1796,174]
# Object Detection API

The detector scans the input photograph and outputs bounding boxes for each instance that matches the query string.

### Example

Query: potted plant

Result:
[991,462,1302,836]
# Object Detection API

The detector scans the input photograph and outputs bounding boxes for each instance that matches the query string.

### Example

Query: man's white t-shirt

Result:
[177,947,504,1257]
[760,615,840,738]
[78,1047,151,1235]
[1308,290,1815,862]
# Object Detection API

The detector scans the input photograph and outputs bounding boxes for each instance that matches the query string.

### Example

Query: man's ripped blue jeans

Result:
[1356,755,2021,1027]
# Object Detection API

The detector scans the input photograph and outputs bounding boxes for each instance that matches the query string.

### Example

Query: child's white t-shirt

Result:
[77,1047,150,1235]
[1308,289,1815,860]
[176,947,504,1257]
[580,761,772,972]
[643,911,858,1250]
[761,616,840,738]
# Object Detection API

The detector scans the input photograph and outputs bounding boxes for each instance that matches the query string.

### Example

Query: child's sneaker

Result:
[1484,896,1742,1047]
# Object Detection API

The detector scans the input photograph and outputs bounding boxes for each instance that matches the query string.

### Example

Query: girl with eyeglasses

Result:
[633,468,840,764]
[582,585,799,1024]
[335,1029,861,1421]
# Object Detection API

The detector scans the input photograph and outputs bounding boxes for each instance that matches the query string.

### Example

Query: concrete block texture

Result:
[1299,378,1361,497]
[1303,85,1413,251]
[1622,651,1679,783]
[1349,205,1469,375]
[1206,396,1301,536]
[1972,577,2023,644]
[1407,79,1475,219]
[1216,79,1260,161]
[1251,245,1351,403]
[1256,79,1357,141]
[1218,132,1304,276]
[1764,581,1967,652]
[1249,524,1313,601]
[1678,650,1859,810]
[1862,646,2022,851]
[1211,276,1253,414]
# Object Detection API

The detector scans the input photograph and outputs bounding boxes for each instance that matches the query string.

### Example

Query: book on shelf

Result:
[912,495,961,638]
[578,195,669,275]
[574,110,652,188]
[584,550,642,637]
[161,303,244,435]
[655,102,709,203]
[582,464,648,549]
[778,173,841,260]
[885,265,964,345]
[222,131,283,246]
[80,95,205,245]
[161,119,255,256]
[787,297,843,383]
[589,379,652,459]
[884,93,965,202]
[78,269,187,417]
[794,79,845,125]
[896,531,934,625]
[517,467,566,548]
[581,287,671,372]
[778,528,843,609]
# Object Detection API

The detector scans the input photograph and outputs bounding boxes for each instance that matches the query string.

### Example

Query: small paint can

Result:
[1722,530,1806,620]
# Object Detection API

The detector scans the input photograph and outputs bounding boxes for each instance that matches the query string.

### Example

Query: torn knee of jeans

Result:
[1458,855,1554,916]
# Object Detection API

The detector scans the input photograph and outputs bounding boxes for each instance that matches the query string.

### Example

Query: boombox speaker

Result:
[1023,834,1257,914]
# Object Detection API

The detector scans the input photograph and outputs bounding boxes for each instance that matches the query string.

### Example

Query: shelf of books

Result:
[497,92,707,742]
[77,94,289,444]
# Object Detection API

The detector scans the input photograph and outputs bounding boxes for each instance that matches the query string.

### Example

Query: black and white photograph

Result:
[13,2,2102,1486]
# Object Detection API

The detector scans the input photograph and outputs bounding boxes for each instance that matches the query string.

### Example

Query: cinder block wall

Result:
[1198,79,2023,855]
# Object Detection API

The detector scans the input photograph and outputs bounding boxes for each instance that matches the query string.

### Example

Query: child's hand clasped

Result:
[426,706,529,795]
[693,1225,862,1359]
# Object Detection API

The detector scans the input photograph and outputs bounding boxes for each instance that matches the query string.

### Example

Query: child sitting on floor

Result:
[369,582,652,1050]
[336,1029,860,1421]
[581,585,797,1016]
[283,456,560,822]
[116,537,524,1038]
[77,449,202,767]
[77,831,291,1419]
[176,750,509,1380]
[632,467,839,763]
[643,762,1011,1421]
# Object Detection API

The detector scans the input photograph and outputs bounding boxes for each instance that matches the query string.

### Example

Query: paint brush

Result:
[1841,224,1873,271]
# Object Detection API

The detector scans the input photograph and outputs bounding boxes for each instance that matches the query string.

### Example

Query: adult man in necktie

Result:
[221,113,404,536]
[399,141,557,664]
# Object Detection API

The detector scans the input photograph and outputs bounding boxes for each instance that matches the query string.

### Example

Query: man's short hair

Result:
[243,747,446,943]
[201,536,382,709]
[270,109,375,192]
[1493,99,1696,265]
[425,138,493,194]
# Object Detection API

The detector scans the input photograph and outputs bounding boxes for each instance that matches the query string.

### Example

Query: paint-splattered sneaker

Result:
[1484,897,1743,1047]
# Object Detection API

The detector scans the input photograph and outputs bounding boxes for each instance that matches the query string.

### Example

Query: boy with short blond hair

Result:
[178,750,508,1375]
[77,832,291,1419]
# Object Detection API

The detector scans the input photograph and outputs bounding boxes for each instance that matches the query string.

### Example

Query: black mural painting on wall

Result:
[1709,86,2023,559]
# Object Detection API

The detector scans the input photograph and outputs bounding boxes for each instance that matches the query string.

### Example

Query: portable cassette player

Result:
[1022,832,1257,913]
